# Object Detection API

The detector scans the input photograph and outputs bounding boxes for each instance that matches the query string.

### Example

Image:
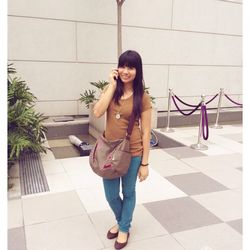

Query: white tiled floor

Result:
[155,126,242,156]
[201,166,242,189]
[74,166,187,214]
[25,215,104,250]
[8,124,243,250]
[209,135,242,153]
[192,190,242,222]
[150,158,198,177]
[104,235,185,250]
[181,154,242,171]
[89,205,169,248]
[76,187,110,213]
[148,148,176,161]
[22,191,86,225]
[172,223,242,250]
[42,160,65,175]
[136,168,187,204]
[8,199,23,229]
[199,144,235,156]
[46,172,75,193]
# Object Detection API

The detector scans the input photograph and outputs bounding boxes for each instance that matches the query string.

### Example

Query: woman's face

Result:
[118,66,136,84]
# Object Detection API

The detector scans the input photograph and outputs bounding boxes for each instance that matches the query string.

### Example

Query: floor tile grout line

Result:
[86,213,107,249]
[23,212,89,228]
[20,197,28,250]
[170,232,187,250]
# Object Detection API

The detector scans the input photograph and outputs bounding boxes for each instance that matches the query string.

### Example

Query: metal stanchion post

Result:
[210,88,223,129]
[190,95,208,150]
[161,88,174,133]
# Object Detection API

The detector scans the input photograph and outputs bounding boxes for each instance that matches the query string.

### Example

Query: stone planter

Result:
[151,105,158,129]
[88,103,157,139]
[88,103,106,139]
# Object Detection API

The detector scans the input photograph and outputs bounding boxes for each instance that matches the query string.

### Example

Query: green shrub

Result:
[79,80,109,108]
[8,64,47,162]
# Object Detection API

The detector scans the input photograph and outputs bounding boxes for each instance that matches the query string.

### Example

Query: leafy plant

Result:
[79,80,109,108]
[80,80,155,108]
[8,64,47,162]
[80,90,97,109]
[90,80,109,91]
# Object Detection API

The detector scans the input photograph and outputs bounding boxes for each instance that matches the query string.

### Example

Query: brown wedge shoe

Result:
[114,233,130,250]
[107,229,119,239]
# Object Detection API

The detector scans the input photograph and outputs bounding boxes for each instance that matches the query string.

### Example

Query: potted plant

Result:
[8,64,47,165]
[80,81,109,138]
[80,81,157,138]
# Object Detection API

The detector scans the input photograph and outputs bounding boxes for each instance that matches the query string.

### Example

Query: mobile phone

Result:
[113,70,119,80]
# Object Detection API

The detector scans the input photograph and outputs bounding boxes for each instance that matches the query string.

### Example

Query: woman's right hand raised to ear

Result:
[93,69,118,118]
[109,69,119,88]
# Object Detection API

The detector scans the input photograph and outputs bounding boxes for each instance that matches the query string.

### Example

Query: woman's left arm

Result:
[138,108,152,182]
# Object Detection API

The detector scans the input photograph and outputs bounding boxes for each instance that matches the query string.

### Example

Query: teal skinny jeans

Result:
[102,156,141,233]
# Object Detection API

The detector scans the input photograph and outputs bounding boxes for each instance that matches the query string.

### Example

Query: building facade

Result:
[8,0,242,116]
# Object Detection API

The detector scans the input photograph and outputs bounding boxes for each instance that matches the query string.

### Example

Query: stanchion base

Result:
[160,127,175,133]
[190,143,208,151]
[210,124,223,129]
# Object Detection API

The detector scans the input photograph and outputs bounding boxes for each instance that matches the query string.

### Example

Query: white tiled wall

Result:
[143,65,169,98]
[218,0,242,3]
[10,60,116,103]
[8,0,242,116]
[123,0,173,29]
[173,0,242,35]
[123,27,241,65]
[34,101,78,116]
[8,0,117,24]
[168,66,242,96]
[77,23,117,63]
[8,17,76,61]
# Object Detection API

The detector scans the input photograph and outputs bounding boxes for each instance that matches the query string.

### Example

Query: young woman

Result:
[93,50,152,249]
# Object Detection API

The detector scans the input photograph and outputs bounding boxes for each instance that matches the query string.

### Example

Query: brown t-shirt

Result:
[104,92,152,156]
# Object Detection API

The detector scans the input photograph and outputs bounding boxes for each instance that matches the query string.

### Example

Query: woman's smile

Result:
[118,66,136,83]
[120,75,130,80]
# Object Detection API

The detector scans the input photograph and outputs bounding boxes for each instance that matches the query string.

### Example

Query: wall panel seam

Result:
[216,0,242,4]
[171,0,174,29]
[75,22,78,61]
[8,59,243,67]
[8,14,116,27]
[8,14,242,37]
[167,66,170,96]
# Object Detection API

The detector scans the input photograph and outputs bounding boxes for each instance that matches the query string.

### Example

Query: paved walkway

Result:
[8,124,242,250]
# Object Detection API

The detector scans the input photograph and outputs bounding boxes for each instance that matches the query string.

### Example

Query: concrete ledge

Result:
[45,123,89,139]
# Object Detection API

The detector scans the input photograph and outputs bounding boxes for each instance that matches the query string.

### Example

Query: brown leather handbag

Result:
[89,114,135,179]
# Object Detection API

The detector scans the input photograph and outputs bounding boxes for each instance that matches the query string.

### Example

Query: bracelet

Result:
[141,163,149,167]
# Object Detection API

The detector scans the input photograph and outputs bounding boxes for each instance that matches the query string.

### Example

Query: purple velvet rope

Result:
[172,96,201,116]
[174,93,218,107]
[201,104,209,140]
[206,94,218,105]
[173,95,197,107]
[224,94,243,106]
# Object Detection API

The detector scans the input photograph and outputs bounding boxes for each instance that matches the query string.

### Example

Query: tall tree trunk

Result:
[117,0,125,58]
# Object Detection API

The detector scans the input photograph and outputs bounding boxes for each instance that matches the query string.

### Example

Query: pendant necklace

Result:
[115,112,121,120]
[114,103,122,120]
[114,91,132,119]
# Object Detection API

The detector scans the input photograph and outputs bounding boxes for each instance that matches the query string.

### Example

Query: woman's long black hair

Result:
[113,50,144,120]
